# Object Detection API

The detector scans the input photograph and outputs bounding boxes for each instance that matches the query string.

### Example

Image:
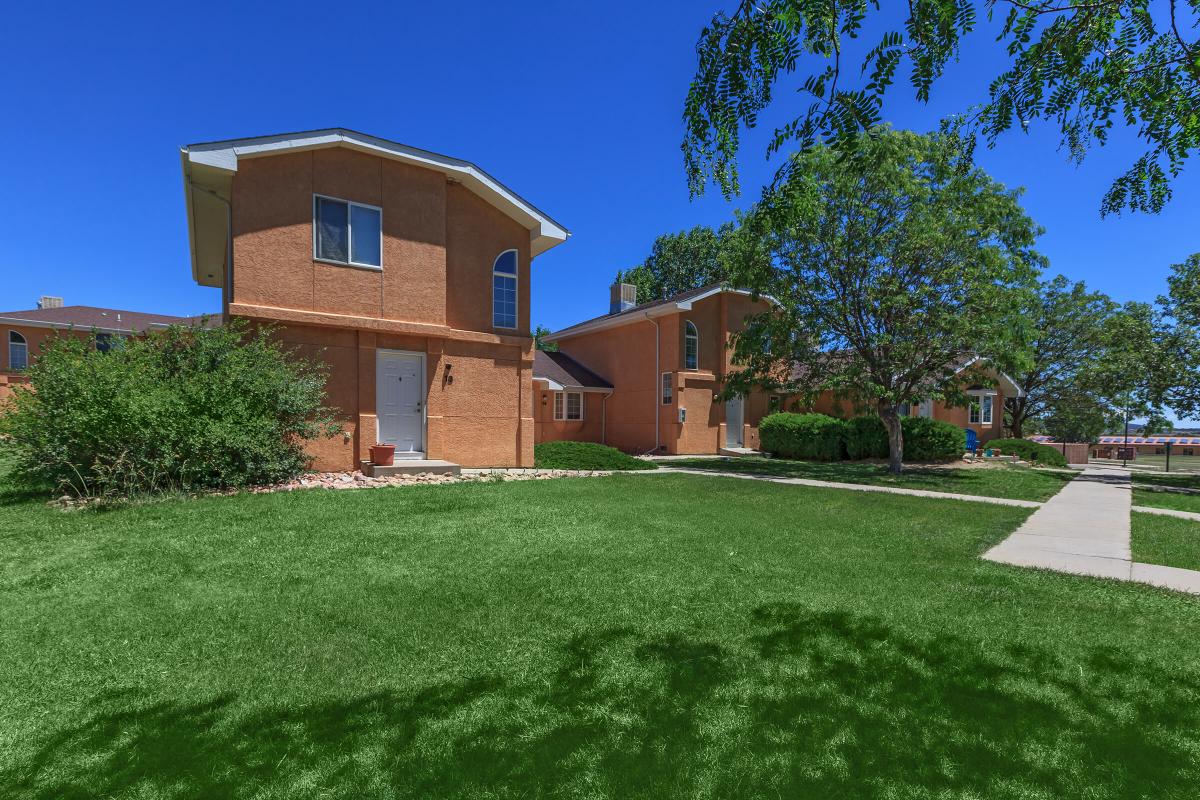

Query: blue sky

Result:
[1,3,1194,339]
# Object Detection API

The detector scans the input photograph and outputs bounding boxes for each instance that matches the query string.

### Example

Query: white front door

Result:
[377,350,425,456]
[725,396,744,447]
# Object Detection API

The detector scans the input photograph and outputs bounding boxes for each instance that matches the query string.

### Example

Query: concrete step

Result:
[366,459,461,477]
[719,447,761,457]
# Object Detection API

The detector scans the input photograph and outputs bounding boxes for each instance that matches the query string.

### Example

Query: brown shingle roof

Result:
[533,350,613,389]
[548,283,724,339]
[0,305,219,333]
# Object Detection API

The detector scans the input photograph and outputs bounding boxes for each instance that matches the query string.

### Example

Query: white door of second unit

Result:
[377,351,425,455]
[725,396,744,447]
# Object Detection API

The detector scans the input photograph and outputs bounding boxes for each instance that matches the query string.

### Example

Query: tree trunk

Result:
[1007,397,1026,439]
[878,400,904,475]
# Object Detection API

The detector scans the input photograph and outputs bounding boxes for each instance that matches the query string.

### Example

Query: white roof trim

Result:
[955,356,1024,398]
[546,288,777,342]
[181,129,568,267]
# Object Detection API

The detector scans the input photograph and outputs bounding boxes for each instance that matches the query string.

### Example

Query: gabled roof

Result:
[545,284,774,342]
[788,353,1024,397]
[533,350,613,391]
[0,305,219,334]
[181,128,569,288]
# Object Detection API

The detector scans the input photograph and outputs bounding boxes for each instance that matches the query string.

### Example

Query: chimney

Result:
[609,282,637,315]
[38,296,64,309]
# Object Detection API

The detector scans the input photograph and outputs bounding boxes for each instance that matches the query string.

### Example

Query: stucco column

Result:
[425,338,445,459]
[356,330,377,466]
[518,341,535,466]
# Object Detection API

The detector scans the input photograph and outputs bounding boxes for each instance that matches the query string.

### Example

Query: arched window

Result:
[8,330,28,370]
[684,320,698,370]
[492,250,518,329]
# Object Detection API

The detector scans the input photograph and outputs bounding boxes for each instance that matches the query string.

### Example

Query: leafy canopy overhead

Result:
[724,128,1043,471]
[616,224,734,304]
[683,0,1200,215]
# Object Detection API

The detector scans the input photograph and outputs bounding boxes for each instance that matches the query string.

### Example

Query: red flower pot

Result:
[370,443,396,466]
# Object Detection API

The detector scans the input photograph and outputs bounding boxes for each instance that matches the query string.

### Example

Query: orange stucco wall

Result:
[229,146,539,470]
[533,386,607,444]
[269,323,533,470]
[2,324,96,373]
[546,291,775,454]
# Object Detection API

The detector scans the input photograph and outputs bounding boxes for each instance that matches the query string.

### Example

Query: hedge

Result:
[759,413,847,461]
[844,416,889,460]
[533,441,657,471]
[899,417,966,462]
[986,438,1068,467]
[759,412,965,463]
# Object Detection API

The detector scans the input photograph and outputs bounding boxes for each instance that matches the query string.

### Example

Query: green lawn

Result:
[1133,471,1200,490]
[1133,513,1200,572]
[3,472,1200,798]
[668,456,1075,502]
[1134,486,1200,515]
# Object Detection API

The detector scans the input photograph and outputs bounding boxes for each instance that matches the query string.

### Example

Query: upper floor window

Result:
[8,331,27,370]
[493,250,518,329]
[314,195,381,268]
[684,320,698,370]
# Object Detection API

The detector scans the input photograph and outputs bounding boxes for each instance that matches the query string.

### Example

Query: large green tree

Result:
[615,224,734,304]
[724,128,1043,473]
[1001,276,1118,438]
[684,1,1200,215]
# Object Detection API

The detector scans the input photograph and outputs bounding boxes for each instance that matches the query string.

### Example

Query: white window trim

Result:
[312,194,383,270]
[684,320,698,370]
[8,330,28,371]
[661,372,673,405]
[553,390,583,421]
[967,391,996,425]
[492,248,519,330]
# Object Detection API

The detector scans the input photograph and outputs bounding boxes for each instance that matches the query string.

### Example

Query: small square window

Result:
[314,195,381,268]
[554,391,583,421]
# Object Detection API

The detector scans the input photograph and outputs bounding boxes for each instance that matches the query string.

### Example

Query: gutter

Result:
[189,183,234,307]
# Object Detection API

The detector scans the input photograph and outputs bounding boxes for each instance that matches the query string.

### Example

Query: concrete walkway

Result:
[983,467,1200,595]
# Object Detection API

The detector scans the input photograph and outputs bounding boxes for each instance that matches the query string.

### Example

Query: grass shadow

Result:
[3,605,1197,798]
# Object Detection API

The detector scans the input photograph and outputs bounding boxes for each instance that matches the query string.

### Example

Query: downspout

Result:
[645,312,660,452]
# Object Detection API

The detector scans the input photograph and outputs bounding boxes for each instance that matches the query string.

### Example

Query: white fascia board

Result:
[531,376,612,392]
[182,129,568,256]
[545,288,778,342]
[0,316,147,335]
[954,356,1025,398]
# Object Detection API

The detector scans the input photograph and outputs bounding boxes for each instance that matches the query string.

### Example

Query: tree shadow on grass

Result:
[4,606,1198,798]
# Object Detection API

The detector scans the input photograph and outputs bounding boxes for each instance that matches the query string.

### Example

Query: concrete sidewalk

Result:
[984,466,1200,595]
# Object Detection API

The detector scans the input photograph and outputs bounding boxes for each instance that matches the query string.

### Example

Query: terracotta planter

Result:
[370,443,396,466]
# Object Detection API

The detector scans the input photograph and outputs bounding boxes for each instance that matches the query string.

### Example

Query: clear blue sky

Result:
[1,2,1194,334]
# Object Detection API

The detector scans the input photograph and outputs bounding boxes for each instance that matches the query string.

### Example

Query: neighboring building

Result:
[1092,435,1200,459]
[536,282,1022,455]
[181,129,568,470]
[0,299,213,400]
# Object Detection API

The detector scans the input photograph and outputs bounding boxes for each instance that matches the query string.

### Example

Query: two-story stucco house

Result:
[533,282,1022,455]
[181,129,568,470]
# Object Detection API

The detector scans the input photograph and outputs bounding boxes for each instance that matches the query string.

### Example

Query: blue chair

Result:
[965,429,978,454]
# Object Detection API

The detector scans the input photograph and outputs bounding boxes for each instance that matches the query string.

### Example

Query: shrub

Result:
[0,321,340,498]
[900,417,966,462]
[843,416,889,460]
[987,438,1068,467]
[759,413,847,460]
[533,441,657,471]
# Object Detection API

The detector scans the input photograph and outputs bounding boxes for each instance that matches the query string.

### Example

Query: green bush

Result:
[759,413,847,460]
[0,321,340,498]
[987,438,1068,467]
[533,441,657,471]
[843,416,889,460]
[900,417,966,462]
